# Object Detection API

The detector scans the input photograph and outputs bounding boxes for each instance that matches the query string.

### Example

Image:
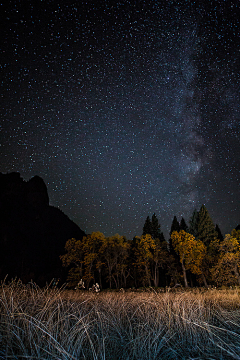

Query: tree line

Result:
[60,205,240,288]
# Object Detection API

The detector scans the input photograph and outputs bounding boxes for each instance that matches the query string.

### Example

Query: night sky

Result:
[1,1,240,239]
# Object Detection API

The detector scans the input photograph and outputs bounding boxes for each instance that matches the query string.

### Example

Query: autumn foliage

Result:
[61,206,240,289]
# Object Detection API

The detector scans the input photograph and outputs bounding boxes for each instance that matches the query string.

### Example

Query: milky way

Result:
[1,1,240,238]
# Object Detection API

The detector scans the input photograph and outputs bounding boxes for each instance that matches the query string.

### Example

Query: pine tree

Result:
[180,217,188,232]
[142,214,167,286]
[189,209,199,238]
[142,216,152,236]
[170,216,180,235]
[143,213,164,241]
[188,206,219,286]
[215,224,223,242]
[167,216,182,285]
[197,205,217,247]
[151,213,162,240]
[169,216,180,255]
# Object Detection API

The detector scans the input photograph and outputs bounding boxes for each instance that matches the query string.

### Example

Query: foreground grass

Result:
[1,282,240,359]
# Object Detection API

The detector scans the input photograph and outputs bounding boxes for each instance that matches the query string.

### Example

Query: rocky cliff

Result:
[0,172,85,285]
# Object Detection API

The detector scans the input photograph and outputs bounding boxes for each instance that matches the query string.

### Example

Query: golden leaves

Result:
[171,230,206,275]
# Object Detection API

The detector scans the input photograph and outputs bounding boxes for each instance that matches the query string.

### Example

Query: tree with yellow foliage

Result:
[99,234,129,288]
[82,231,105,288]
[151,237,169,287]
[115,236,130,288]
[212,230,240,286]
[60,238,84,287]
[60,232,106,288]
[171,230,206,287]
[134,234,156,287]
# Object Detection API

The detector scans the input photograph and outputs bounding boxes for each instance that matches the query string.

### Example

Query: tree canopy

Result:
[60,206,239,289]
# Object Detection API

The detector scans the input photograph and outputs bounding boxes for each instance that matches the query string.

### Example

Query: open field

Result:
[1,281,240,359]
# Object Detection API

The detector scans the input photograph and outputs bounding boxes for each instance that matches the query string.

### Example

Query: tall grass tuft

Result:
[1,281,240,359]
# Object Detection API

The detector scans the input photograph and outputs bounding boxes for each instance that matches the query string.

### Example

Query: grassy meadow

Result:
[1,281,240,359]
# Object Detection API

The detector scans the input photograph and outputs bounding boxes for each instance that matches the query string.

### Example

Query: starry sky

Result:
[1,0,240,239]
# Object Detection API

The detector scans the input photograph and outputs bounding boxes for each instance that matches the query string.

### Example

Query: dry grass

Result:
[1,281,240,359]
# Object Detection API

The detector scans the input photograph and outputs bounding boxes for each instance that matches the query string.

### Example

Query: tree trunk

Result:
[116,273,120,289]
[122,268,130,288]
[134,268,138,288]
[153,265,158,287]
[80,263,83,278]
[190,272,193,288]
[145,265,151,287]
[201,273,208,287]
[108,265,112,289]
[234,265,240,286]
[123,273,126,288]
[181,260,189,287]
[98,269,102,289]
[111,274,117,289]
[172,273,178,286]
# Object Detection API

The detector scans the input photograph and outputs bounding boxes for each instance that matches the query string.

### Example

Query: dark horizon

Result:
[1,170,238,241]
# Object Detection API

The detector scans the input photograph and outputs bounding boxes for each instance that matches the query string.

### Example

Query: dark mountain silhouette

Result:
[0,172,85,285]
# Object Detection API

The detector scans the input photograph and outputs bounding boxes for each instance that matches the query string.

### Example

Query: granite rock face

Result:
[0,172,85,285]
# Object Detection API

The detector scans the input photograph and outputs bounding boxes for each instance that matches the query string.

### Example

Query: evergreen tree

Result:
[170,216,180,235]
[180,217,188,232]
[151,213,162,240]
[142,216,152,236]
[215,224,223,242]
[143,213,164,241]
[197,205,218,247]
[189,209,199,238]
[167,216,181,284]
[168,215,179,255]
[188,205,219,286]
